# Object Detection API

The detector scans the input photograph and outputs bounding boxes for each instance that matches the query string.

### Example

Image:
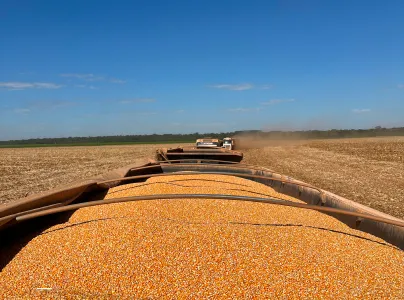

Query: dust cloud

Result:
[233,134,307,150]
[233,117,343,150]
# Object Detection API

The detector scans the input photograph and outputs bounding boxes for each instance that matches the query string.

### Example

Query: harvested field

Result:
[0,143,191,205]
[241,137,404,219]
[1,175,403,298]
[0,137,403,219]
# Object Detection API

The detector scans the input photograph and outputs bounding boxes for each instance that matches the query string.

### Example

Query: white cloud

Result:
[0,82,63,90]
[10,101,76,115]
[208,83,273,91]
[61,73,125,84]
[398,84,404,89]
[34,83,62,89]
[110,78,126,84]
[209,83,253,91]
[120,98,155,104]
[352,108,371,114]
[75,84,97,89]
[261,99,295,105]
[13,108,31,114]
[61,73,92,79]
[227,107,262,113]
[175,109,185,113]
[60,73,104,81]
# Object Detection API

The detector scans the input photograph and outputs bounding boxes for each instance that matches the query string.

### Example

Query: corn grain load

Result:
[1,174,403,298]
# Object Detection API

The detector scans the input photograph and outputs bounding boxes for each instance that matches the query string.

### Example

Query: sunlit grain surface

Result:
[1,175,403,298]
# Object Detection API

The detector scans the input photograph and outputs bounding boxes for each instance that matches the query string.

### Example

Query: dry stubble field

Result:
[1,137,403,219]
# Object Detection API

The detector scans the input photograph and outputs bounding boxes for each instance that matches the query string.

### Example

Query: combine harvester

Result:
[0,146,403,298]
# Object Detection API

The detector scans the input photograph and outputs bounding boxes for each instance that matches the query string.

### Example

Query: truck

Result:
[222,137,234,150]
[195,137,221,148]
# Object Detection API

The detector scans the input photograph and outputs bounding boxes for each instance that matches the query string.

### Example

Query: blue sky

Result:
[1,0,403,140]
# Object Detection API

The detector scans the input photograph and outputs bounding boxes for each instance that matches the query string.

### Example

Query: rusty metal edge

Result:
[258,171,404,249]
[289,177,404,222]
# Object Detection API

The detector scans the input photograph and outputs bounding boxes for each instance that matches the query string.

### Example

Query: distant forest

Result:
[1,126,404,146]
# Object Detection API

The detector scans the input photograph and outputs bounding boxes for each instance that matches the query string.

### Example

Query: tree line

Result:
[1,127,403,146]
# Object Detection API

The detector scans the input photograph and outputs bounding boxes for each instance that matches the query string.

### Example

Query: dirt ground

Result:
[241,137,404,219]
[0,143,187,205]
[1,137,403,219]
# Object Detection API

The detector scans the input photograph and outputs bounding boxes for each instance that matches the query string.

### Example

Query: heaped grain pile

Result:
[1,174,403,298]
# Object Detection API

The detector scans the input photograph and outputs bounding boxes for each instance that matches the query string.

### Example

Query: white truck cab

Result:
[222,137,234,150]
